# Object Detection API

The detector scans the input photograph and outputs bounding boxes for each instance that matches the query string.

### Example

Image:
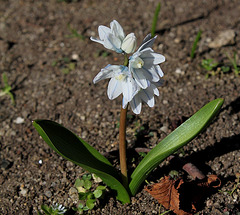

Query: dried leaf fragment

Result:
[145,175,221,215]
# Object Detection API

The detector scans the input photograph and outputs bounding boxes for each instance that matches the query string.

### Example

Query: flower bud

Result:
[121,33,137,54]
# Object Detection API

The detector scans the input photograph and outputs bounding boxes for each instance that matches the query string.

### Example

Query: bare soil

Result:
[0,0,240,214]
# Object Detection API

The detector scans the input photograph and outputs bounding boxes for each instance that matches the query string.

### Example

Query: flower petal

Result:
[141,48,165,65]
[110,20,125,41]
[104,33,122,53]
[154,79,164,88]
[93,65,120,84]
[122,77,138,102]
[130,94,142,114]
[90,37,104,45]
[140,87,154,107]
[138,35,157,51]
[155,65,164,77]
[142,67,160,82]
[151,84,159,96]
[132,68,150,89]
[98,25,111,40]
[107,78,122,100]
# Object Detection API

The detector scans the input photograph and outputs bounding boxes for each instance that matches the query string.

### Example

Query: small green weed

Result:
[151,2,161,37]
[190,30,202,59]
[0,73,15,105]
[219,173,240,196]
[226,52,239,76]
[201,59,229,78]
[72,174,106,214]
[202,54,239,78]
[201,59,219,72]
[66,24,85,40]
[38,203,67,215]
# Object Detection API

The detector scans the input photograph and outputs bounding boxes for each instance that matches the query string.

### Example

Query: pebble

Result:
[20,188,28,196]
[44,190,52,198]
[208,29,235,48]
[13,117,24,124]
[1,159,11,169]
[160,126,168,133]
[163,100,168,104]
[69,187,79,202]
[71,53,79,60]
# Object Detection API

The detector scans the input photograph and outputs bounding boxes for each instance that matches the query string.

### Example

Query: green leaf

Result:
[84,179,92,190]
[75,178,84,188]
[78,203,84,209]
[86,192,94,200]
[78,192,87,200]
[82,174,91,181]
[40,205,51,215]
[151,3,161,37]
[190,30,202,59]
[93,189,102,198]
[33,120,130,203]
[96,185,106,190]
[129,98,224,196]
[86,199,96,210]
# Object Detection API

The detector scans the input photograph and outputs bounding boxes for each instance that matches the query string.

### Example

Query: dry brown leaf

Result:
[145,175,221,215]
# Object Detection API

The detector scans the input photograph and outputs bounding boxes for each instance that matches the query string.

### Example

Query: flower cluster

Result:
[91,20,165,114]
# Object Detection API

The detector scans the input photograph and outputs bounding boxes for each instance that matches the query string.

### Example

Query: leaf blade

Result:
[129,98,224,196]
[33,120,130,203]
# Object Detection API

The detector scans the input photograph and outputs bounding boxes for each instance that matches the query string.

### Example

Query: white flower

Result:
[129,34,165,89]
[121,33,137,54]
[129,81,163,114]
[93,65,138,104]
[90,20,136,54]
[52,203,67,214]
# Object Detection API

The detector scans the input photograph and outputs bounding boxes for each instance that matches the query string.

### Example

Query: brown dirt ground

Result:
[0,0,240,214]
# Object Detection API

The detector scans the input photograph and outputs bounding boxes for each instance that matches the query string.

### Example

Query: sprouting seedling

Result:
[65,24,85,40]
[151,2,161,37]
[0,72,15,105]
[201,59,218,72]
[190,30,202,59]
[38,203,67,215]
[219,173,240,196]
[226,52,239,76]
[73,174,106,213]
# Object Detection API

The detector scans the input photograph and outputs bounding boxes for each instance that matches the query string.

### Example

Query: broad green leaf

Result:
[96,185,106,190]
[93,189,102,198]
[84,180,92,190]
[33,120,130,203]
[40,205,51,215]
[129,98,224,196]
[74,178,84,188]
[86,199,96,210]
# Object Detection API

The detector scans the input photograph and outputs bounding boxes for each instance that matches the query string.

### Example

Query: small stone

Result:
[81,131,87,139]
[45,190,52,198]
[69,187,78,202]
[208,29,235,48]
[160,126,168,133]
[13,117,24,124]
[175,68,185,75]
[1,159,11,169]
[20,188,28,196]
[174,38,181,43]
[163,100,168,105]
[72,53,79,60]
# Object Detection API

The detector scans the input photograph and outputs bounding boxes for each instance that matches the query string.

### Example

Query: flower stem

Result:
[119,105,128,188]
[119,53,129,189]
